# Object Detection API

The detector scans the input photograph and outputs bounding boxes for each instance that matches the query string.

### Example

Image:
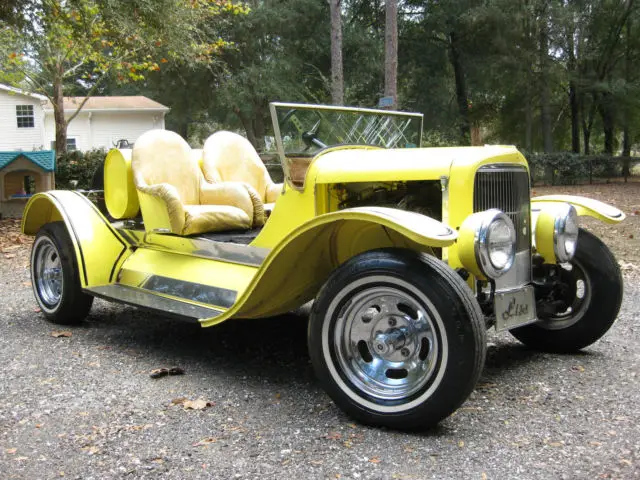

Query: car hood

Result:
[311,145,523,184]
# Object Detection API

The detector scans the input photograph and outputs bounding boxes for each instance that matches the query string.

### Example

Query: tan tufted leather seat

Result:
[202,131,283,217]
[132,130,259,235]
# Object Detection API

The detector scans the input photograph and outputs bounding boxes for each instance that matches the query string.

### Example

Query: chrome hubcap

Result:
[34,239,63,307]
[334,286,440,402]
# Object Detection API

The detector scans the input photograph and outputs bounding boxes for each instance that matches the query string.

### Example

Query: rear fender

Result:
[22,191,131,287]
[201,207,457,326]
[532,195,625,223]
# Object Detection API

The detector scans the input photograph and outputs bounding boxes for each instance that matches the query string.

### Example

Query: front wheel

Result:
[308,249,486,430]
[31,222,93,324]
[510,229,623,352]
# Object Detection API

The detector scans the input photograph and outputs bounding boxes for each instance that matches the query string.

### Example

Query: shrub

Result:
[526,153,640,185]
[55,148,107,190]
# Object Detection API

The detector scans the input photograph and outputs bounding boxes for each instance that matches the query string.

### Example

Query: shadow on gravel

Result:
[83,304,313,383]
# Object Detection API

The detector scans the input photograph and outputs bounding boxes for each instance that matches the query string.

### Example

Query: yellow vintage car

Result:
[22,103,624,430]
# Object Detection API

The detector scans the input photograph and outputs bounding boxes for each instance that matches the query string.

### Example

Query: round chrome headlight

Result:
[554,204,579,262]
[475,210,516,278]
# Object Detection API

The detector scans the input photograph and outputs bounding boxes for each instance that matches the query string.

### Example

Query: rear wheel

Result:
[31,222,93,324]
[308,249,486,430]
[510,229,622,352]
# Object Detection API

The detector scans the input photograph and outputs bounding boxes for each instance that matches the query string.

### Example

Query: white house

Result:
[0,83,170,152]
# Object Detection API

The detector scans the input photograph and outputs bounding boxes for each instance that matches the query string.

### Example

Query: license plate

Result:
[494,286,537,331]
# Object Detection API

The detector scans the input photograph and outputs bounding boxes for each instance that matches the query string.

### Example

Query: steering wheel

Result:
[281,109,327,150]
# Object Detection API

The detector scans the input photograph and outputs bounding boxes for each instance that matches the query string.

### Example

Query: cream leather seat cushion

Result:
[202,131,283,205]
[132,130,253,235]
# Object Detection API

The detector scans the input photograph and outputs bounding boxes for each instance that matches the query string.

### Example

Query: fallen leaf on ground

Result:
[325,431,342,440]
[458,440,465,448]
[572,365,585,372]
[6,448,17,454]
[150,366,184,379]
[182,398,214,410]
[34,307,41,313]
[81,445,99,455]
[51,331,72,338]
[193,437,217,447]
[3,253,16,259]
[170,397,188,405]
[369,456,381,464]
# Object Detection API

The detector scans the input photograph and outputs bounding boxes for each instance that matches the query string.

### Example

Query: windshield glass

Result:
[270,103,423,156]
[269,103,423,188]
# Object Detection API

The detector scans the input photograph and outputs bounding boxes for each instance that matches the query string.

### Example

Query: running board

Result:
[86,284,223,322]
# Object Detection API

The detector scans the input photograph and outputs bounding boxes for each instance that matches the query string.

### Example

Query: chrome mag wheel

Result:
[29,222,93,324]
[33,237,64,308]
[333,284,442,402]
[537,260,592,331]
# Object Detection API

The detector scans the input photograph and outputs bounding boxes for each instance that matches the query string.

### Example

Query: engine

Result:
[332,181,442,220]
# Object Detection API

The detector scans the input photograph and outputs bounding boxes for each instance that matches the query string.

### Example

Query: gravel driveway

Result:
[1,260,639,479]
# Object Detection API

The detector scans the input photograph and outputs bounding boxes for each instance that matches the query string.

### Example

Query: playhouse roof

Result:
[0,151,56,172]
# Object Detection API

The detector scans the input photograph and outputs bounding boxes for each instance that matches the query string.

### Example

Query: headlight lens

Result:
[487,217,515,270]
[554,204,579,262]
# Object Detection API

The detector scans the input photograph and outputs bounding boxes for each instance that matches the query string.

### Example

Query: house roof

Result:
[0,151,56,172]
[44,96,169,112]
[0,83,48,101]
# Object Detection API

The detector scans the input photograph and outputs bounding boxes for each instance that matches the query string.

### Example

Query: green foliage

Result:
[55,149,106,190]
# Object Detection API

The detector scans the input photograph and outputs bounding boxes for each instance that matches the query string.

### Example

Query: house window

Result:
[50,138,77,151]
[16,105,35,128]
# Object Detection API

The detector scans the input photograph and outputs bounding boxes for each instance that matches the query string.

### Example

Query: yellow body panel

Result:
[201,207,457,326]
[118,249,256,307]
[532,195,626,223]
[104,148,140,219]
[22,191,131,287]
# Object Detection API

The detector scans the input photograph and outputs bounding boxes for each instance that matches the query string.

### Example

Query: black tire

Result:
[30,222,93,324]
[510,229,622,353]
[308,248,486,430]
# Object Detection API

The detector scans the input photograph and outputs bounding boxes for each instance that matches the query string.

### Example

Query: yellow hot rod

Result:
[22,103,625,430]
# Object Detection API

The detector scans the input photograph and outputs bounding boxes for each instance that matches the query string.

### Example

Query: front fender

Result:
[22,191,131,287]
[532,195,625,223]
[200,207,457,326]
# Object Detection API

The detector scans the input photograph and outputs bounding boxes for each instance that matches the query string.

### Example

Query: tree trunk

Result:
[252,103,267,152]
[384,0,398,109]
[52,69,67,156]
[539,10,553,153]
[598,98,615,155]
[525,84,533,152]
[566,3,580,153]
[234,106,257,148]
[449,31,470,145]
[329,0,344,105]
[622,16,632,179]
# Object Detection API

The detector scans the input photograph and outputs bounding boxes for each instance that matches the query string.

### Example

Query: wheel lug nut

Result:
[401,348,410,357]
[388,318,397,327]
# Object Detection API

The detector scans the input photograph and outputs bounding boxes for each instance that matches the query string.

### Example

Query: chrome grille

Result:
[473,165,531,252]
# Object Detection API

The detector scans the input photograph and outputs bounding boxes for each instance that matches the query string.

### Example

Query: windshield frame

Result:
[269,102,424,188]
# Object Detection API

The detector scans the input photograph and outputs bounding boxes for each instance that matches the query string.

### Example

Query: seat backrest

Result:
[132,130,200,205]
[202,131,272,200]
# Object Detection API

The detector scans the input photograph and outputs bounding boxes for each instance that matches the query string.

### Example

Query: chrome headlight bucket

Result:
[458,209,517,279]
[533,203,579,263]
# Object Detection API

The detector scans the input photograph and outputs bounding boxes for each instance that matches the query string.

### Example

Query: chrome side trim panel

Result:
[86,284,222,321]
[142,275,237,308]
[113,228,269,267]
